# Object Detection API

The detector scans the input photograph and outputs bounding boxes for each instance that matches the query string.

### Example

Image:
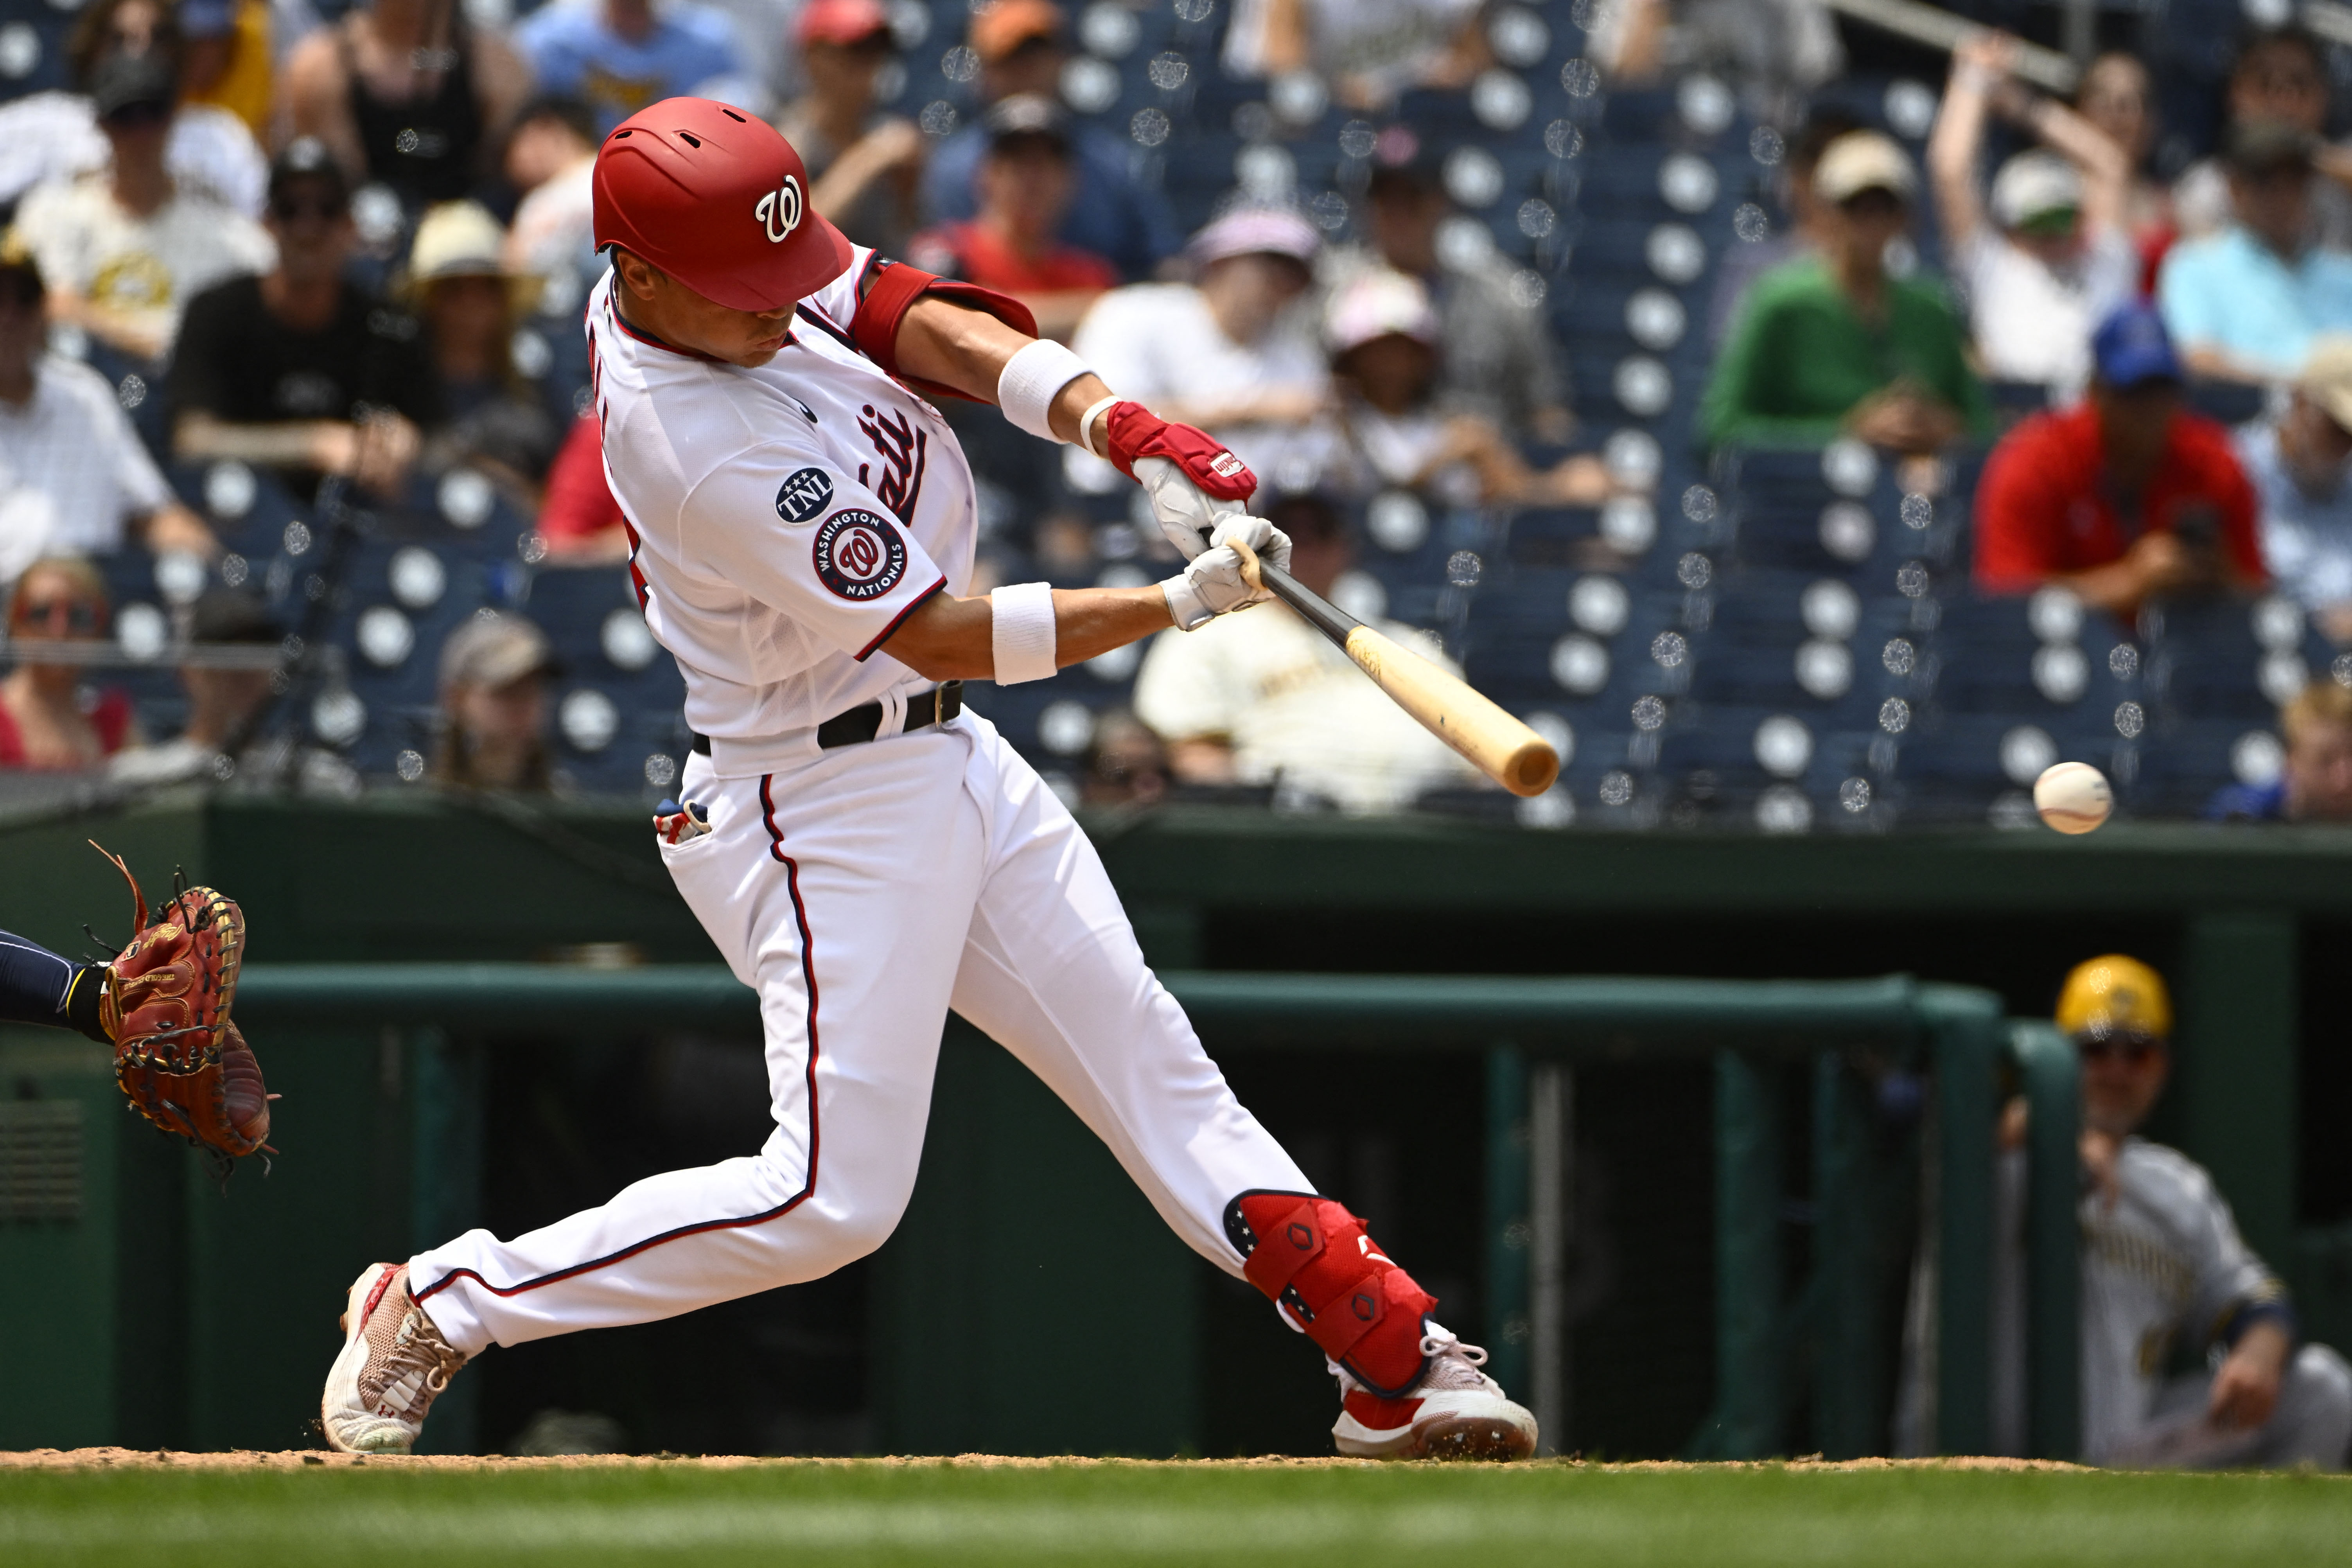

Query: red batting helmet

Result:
[592,97,854,312]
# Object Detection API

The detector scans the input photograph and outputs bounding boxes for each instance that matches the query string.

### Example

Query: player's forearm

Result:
[894,295,1115,449]
[881,585,1172,681]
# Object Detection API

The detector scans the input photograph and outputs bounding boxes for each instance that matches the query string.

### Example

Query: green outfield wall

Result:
[0,794,2345,1457]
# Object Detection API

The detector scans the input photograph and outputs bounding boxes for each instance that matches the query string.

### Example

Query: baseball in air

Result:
[2034,762,2112,834]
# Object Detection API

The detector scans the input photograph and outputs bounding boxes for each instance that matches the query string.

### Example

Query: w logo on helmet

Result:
[755,176,804,244]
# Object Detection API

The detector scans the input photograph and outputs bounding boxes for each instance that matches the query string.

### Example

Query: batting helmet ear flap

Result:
[592,97,854,312]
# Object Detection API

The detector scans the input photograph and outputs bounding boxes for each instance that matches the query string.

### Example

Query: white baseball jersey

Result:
[586,247,972,772]
[402,250,1314,1358]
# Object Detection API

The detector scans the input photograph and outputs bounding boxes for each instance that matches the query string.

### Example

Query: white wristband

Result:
[996,339,1093,443]
[1077,395,1120,458]
[989,581,1058,684]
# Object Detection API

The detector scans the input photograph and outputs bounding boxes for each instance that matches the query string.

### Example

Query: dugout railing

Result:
[0,964,2076,1459]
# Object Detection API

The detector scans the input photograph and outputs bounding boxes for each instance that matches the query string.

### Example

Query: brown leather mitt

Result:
[90,842,275,1160]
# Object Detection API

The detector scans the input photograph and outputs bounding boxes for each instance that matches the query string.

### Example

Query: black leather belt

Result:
[691,682,962,756]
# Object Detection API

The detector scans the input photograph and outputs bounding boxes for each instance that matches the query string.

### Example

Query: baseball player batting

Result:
[319,98,1536,1462]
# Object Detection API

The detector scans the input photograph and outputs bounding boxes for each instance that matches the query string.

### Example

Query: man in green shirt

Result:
[1701,129,1991,453]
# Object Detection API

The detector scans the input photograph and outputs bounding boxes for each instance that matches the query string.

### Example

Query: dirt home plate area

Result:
[6,1450,2352,1568]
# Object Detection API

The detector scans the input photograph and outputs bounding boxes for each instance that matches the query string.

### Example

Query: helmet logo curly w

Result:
[755,177,804,244]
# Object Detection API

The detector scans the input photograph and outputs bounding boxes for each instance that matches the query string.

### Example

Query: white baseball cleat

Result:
[1331,1324,1539,1460]
[321,1263,468,1455]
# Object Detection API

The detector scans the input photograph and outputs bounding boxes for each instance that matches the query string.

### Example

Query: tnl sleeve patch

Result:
[811,507,910,601]
[775,466,836,522]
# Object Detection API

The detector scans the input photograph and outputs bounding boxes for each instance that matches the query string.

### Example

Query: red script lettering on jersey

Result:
[857,404,928,523]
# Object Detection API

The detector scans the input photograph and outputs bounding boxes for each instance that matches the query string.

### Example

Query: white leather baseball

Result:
[2034,761,2112,835]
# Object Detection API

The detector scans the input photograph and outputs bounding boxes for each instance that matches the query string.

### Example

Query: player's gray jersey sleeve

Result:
[681,448,948,663]
[2125,1142,2285,1347]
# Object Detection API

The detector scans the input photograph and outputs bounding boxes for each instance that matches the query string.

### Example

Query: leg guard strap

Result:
[1225,1189,1436,1399]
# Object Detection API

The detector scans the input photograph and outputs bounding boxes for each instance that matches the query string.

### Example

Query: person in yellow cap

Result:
[2054,954,2352,1467]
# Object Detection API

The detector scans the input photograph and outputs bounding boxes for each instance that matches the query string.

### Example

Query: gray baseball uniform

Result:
[2081,1138,2351,1469]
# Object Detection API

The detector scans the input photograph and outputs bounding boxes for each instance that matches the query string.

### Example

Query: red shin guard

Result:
[1225,1191,1436,1399]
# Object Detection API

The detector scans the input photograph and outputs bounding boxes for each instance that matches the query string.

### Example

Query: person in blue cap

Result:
[1974,301,2266,615]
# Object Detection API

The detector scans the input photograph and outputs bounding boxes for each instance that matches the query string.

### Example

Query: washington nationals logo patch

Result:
[775,466,834,522]
[811,508,907,601]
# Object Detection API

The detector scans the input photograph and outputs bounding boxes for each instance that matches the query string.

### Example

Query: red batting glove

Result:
[1101,402,1259,501]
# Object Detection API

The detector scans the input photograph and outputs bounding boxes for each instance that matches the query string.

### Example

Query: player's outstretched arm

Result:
[882,584,1174,682]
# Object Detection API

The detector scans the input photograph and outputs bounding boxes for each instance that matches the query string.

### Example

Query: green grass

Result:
[5,1459,2352,1566]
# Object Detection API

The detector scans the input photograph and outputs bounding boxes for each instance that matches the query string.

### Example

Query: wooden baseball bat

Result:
[1228,539,1560,798]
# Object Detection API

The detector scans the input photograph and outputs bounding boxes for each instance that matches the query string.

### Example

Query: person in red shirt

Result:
[537,412,627,562]
[1974,301,2264,614]
[905,92,1116,342]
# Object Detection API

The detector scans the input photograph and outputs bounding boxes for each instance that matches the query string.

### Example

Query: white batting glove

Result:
[1207,513,1293,579]
[1134,455,1251,560]
[1161,545,1271,630]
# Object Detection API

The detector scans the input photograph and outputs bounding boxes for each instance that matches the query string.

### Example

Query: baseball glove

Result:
[88,841,275,1164]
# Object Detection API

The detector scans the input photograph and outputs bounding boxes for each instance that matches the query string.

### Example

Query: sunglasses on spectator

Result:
[2076,1034,2162,1064]
[100,101,171,130]
[270,194,348,222]
[12,597,100,634]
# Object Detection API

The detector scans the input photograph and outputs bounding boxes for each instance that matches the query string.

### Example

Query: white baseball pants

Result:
[409,711,1309,1356]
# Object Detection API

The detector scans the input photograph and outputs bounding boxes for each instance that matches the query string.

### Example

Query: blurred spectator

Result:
[14,51,272,363]
[284,0,531,205]
[1973,303,2262,615]
[2238,336,2352,638]
[105,584,271,791]
[774,0,923,260]
[172,139,441,504]
[2159,122,2352,382]
[1323,135,1572,444]
[907,95,1114,342]
[2047,955,2352,1468]
[0,557,140,771]
[2208,679,2352,822]
[1586,0,1840,117]
[539,414,629,562]
[1221,0,1487,111]
[434,611,556,791]
[178,0,278,141]
[2172,26,2352,250]
[0,232,211,582]
[103,585,361,796]
[1707,108,1861,352]
[1066,206,1327,497]
[1077,707,1169,807]
[0,0,268,219]
[919,0,1180,282]
[407,201,561,496]
[502,97,600,282]
[2070,51,2173,287]
[1133,492,1481,812]
[1700,131,1986,453]
[514,0,745,136]
[689,0,799,112]
[1928,33,2136,390]
[1314,269,1609,507]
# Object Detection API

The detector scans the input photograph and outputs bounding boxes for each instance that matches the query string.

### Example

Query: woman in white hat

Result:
[1318,269,1616,508]
[407,200,563,500]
